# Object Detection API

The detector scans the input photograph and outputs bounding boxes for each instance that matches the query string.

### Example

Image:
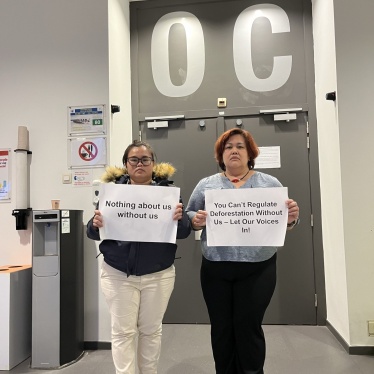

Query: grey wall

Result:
[313,0,374,347]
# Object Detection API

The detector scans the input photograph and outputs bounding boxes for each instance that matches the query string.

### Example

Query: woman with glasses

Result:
[86,140,191,374]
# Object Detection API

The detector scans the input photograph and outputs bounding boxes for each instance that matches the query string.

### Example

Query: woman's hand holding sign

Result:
[286,199,299,230]
[173,203,185,221]
[93,209,103,230]
[192,209,208,230]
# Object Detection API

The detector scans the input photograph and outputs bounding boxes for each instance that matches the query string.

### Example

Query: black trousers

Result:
[201,254,277,374]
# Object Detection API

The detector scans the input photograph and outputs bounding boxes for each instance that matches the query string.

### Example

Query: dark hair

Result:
[122,140,156,165]
[214,128,259,171]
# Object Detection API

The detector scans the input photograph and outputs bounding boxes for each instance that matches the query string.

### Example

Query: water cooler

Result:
[31,209,84,369]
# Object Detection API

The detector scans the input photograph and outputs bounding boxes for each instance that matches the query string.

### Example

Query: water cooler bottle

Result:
[31,209,84,369]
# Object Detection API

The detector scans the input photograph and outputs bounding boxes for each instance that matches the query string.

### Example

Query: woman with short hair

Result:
[186,128,299,374]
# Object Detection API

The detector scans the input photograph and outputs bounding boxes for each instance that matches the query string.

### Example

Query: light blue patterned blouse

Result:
[186,171,283,262]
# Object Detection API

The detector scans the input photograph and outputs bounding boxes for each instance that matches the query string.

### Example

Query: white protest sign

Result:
[99,184,180,243]
[206,187,288,247]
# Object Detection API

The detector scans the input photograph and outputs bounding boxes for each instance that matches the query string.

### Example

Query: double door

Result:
[140,112,316,324]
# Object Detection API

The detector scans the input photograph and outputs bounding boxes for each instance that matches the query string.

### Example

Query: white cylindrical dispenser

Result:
[12,126,32,230]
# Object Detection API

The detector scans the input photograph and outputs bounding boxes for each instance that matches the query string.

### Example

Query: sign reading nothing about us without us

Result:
[99,184,180,244]
[205,187,289,247]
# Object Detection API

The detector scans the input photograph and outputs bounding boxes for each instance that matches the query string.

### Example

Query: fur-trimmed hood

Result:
[101,162,176,183]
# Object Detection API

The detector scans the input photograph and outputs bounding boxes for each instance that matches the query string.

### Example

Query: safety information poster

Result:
[0,149,11,201]
[72,170,93,187]
[68,105,105,135]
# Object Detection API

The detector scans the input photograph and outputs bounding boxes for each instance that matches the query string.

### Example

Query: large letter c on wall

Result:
[151,12,205,98]
[233,4,292,92]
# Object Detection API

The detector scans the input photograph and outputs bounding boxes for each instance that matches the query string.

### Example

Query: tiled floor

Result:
[5,325,374,374]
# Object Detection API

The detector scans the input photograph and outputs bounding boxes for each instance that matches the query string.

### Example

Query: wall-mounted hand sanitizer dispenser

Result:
[31,210,84,369]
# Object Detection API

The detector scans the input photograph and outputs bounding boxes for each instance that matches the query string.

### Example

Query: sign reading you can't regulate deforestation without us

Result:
[205,187,289,247]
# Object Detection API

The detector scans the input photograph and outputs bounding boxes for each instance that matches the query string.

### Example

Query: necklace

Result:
[224,169,250,183]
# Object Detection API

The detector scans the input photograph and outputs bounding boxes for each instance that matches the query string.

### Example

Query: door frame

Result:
[130,0,326,325]
[131,120,326,325]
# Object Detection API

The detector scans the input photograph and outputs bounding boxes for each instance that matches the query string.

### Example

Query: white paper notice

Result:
[61,218,70,234]
[99,184,180,243]
[255,146,281,169]
[206,187,288,247]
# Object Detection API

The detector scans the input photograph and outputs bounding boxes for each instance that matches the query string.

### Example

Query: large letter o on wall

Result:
[151,12,205,98]
[233,4,292,92]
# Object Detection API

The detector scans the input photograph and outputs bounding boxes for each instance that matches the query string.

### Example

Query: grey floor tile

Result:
[4,325,374,374]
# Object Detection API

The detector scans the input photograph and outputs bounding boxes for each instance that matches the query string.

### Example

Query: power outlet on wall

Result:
[62,173,71,184]
[217,97,227,108]
[368,321,374,336]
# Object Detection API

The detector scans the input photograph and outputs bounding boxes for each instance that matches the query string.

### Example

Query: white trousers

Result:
[101,262,175,374]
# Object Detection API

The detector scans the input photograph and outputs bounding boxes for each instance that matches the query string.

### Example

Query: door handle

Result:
[259,108,302,122]
[144,115,185,129]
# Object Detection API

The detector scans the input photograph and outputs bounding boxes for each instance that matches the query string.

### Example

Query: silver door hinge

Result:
[139,130,142,141]
[311,214,314,227]
[315,294,318,307]
[306,120,310,149]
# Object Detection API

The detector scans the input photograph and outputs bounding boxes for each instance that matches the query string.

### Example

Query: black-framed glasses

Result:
[127,156,154,166]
